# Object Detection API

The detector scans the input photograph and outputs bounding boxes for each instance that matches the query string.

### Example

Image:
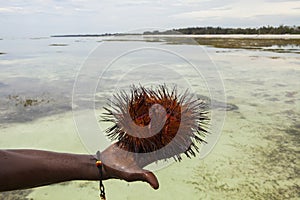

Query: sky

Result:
[0,0,299,37]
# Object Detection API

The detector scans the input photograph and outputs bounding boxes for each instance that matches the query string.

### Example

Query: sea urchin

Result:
[102,85,209,162]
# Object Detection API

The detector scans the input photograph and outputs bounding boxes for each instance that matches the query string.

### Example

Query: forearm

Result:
[0,150,103,192]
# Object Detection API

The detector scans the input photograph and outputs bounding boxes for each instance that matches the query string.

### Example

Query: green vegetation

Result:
[51,33,139,37]
[52,26,300,38]
[51,33,114,37]
[174,25,300,35]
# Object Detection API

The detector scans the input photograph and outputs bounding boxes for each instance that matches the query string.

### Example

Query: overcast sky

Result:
[0,0,299,37]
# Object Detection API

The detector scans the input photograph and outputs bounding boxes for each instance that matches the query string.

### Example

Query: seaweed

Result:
[0,94,72,124]
[194,38,300,49]
[8,95,49,107]
[184,112,300,200]
[49,44,68,46]
[0,189,33,200]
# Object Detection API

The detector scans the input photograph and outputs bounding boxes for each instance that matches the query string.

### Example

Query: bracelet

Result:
[96,151,106,200]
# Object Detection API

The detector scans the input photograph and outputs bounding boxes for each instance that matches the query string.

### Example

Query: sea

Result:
[0,35,299,200]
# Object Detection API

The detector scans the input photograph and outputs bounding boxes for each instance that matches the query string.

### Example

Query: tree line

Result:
[144,26,300,35]
[175,25,300,34]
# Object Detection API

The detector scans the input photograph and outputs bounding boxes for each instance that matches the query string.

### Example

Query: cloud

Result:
[172,0,300,21]
[0,0,97,15]
[0,6,24,13]
[0,0,299,37]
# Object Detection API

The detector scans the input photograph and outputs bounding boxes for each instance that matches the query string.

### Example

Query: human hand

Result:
[100,143,159,189]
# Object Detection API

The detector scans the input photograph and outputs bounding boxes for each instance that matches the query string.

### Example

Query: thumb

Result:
[128,169,159,190]
[140,170,159,190]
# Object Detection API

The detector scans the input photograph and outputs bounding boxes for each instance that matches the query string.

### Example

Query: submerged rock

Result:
[196,94,239,111]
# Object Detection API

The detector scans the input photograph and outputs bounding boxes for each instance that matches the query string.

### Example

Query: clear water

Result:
[0,36,299,200]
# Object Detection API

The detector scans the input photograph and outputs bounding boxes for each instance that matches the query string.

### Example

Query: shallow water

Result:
[0,36,299,199]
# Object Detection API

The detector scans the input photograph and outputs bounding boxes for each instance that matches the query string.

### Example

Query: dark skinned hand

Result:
[0,146,159,192]
[100,143,159,189]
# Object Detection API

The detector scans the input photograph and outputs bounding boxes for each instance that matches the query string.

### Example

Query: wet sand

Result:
[0,41,299,199]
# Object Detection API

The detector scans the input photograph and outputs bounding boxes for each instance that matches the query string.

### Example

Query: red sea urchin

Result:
[102,85,209,161]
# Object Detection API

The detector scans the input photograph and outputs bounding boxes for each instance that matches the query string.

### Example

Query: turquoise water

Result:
[0,36,299,199]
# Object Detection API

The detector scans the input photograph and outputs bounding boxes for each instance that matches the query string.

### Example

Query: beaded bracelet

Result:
[96,151,106,200]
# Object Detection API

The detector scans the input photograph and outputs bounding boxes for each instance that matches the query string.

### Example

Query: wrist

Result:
[71,154,105,181]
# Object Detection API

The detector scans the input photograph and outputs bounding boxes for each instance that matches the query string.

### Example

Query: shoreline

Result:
[142,34,300,39]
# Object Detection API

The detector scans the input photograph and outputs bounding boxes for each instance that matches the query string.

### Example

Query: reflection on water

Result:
[0,36,299,199]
